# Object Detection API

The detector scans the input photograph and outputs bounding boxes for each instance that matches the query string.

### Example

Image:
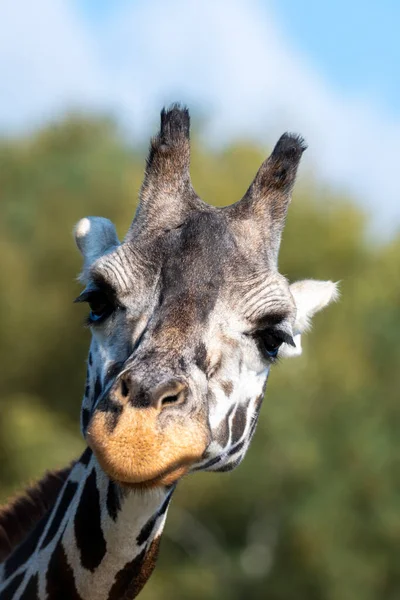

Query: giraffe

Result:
[0,105,338,599]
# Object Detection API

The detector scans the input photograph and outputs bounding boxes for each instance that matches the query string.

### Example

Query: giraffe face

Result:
[74,106,337,488]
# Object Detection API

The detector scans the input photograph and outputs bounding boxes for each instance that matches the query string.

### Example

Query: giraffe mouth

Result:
[86,405,210,487]
[116,462,192,490]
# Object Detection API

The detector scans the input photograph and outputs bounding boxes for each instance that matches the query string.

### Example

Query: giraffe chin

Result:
[86,406,209,488]
[117,465,190,490]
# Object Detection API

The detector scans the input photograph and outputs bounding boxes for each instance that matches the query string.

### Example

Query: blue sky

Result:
[1,0,399,233]
[276,0,400,118]
[76,0,400,118]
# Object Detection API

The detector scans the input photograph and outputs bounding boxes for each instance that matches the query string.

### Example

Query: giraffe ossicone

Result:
[0,104,338,599]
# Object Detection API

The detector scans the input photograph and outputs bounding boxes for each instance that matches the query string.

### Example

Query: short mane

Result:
[0,465,72,562]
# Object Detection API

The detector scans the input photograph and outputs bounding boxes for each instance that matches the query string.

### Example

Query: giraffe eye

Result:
[258,331,283,359]
[74,289,114,325]
[88,293,112,323]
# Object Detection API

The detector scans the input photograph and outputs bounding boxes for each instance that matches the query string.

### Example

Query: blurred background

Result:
[0,1,399,599]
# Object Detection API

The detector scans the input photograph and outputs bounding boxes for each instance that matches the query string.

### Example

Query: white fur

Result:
[74,217,120,272]
[279,280,339,358]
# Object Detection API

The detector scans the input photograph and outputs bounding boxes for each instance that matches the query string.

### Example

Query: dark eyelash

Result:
[270,330,295,347]
[74,290,94,304]
[74,284,117,305]
[74,286,110,303]
[253,328,295,364]
[252,328,295,346]
[74,286,118,327]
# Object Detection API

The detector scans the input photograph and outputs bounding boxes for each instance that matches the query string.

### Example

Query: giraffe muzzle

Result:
[86,375,210,487]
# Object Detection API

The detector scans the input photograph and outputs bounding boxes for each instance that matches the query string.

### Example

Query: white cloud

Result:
[0,0,107,132]
[0,0,399,232]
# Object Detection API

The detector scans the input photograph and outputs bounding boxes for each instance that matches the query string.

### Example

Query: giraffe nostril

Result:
[155,380,188,411]
[120,376,130,398]
[116,375,187,409]
[161,391,185,407]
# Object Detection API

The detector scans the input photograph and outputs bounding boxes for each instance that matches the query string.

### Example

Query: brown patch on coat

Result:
[46,540,83,600]
[135,537,161,594]
[215,404,235,447]
[87,406,209,487]
[207,352,222,378]
[23,572,39,599]
[0,465,72,562]
[220,380,234,397]
[231,402,249,445]
[1,570,26,599]
[107,537,161,600]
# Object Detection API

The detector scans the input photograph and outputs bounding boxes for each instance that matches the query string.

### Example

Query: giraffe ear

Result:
[279,280,339,358]
[74,217,120,275]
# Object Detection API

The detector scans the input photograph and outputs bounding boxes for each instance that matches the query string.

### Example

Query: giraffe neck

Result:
[0,448,173,599]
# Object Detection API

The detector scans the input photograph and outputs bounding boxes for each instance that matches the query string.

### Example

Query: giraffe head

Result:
[74,106,337,489]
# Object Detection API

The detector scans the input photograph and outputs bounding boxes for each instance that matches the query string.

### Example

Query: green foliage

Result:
[0,115,399,600]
